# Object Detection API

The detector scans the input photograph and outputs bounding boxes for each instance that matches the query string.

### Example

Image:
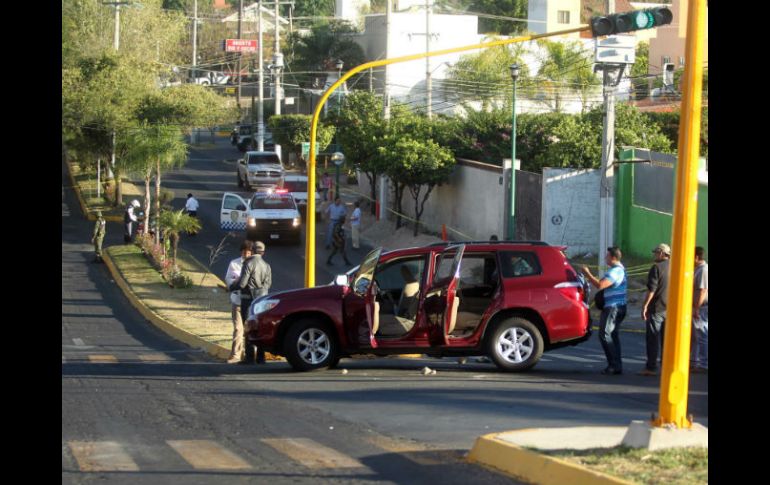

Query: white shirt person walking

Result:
[350,201,362,249]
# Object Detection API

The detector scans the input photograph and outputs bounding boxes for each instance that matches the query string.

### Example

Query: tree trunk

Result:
[409,184,422,237]
[392,183,404,230]
[416,185,434,237]
[113,169,123,207]
[366,172,376,216]
[144,168,152,232]
[155,157,162,246]
[171,233,179,268]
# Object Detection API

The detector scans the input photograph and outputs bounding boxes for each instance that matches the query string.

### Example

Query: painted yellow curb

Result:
[102,251,232,360]
[467,433,635,485]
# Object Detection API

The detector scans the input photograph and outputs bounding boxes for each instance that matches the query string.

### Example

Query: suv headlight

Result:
[248,217,257,227]
[251,299,279,316]
[292,217,300,227]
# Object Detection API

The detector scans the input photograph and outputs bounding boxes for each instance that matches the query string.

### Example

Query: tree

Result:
[535,39,599,113]
[159,209,202,267]
[630,41,650,99]
[443,41,530,111]
[266,114,336,168]
[463,0,528,35]
[380,138,455,236]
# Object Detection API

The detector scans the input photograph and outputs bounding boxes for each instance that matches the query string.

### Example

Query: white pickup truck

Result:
[237,151,284,190]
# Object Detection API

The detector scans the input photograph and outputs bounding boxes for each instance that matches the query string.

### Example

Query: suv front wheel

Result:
[487,317,544,372]
[284,318,338,371]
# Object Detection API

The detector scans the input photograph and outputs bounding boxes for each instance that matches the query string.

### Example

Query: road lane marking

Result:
[88,355,118,363]
[73,338,85,347]
[166,440,251,470]
[68,441,139,472]
[138,353,173,362]
[261,438,364,469]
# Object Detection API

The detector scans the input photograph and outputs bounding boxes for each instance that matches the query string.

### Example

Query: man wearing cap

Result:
[229,240,272,364]
[638,243,671,376]
[91,211,106,263]
[224,240,253,364]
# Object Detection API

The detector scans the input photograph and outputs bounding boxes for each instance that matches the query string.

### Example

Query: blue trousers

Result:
[599,304,627,371]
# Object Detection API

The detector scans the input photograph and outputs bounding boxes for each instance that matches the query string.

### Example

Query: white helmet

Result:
[131,200,140,208]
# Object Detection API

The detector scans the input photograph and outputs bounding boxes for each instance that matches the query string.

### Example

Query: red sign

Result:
[225,39,258,53]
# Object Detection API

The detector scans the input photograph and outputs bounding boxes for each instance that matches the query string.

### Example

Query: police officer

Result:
[124,200,140,243]
[91,211,106,263]
[229,241,272,364]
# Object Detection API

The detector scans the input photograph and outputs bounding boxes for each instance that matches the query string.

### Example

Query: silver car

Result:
[237,151,284,190]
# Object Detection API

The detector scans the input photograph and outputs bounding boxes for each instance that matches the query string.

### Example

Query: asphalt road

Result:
[62,143,707,483]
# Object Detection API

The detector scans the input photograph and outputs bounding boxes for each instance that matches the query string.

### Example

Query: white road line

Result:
[88,355,118,364]
[167,440,251,470]
[68,441,139,472]
[262,438,364,469]
[547,354,603,363]
[73,338,85,347]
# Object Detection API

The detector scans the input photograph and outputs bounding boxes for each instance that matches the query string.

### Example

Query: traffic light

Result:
[590,7,673,37]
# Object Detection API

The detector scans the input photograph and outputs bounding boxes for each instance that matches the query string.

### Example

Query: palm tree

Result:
[158,209,201,267]
[535,40,598,113]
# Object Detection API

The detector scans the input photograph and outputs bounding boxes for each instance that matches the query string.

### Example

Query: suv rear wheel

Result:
[487,317,544,372]
[284,318,338,371]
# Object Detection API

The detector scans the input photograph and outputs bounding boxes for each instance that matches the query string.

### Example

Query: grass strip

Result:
[543,446,707,485]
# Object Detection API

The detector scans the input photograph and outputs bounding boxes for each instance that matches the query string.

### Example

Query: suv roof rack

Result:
[426,240,550,247]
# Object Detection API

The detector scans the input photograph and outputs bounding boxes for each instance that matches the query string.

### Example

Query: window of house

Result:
[557,10,570,24]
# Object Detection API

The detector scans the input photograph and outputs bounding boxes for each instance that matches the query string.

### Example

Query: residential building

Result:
[529,0,583,38]
[648,0,708,76]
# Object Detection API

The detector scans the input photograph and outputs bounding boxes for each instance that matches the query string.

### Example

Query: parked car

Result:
[282,174,322,218]
[235,124,275,152]
[192,71,230,86]
[242,241,592,372]
[237,151,284,190]
[220,189,301,244]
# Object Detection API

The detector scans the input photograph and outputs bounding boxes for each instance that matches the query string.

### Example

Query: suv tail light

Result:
[554,281,583,302]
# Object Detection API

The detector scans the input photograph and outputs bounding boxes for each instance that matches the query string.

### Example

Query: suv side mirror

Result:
[236,204,247,211]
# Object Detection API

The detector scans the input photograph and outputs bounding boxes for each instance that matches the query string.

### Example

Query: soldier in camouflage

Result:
[91,211,106,263]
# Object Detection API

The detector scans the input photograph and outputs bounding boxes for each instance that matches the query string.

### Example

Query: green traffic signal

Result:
[590,7,673,37]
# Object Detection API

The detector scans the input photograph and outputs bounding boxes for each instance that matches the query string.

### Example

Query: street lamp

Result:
[507,63,520,241]
[330,152,345,200]
[335,59,344,115]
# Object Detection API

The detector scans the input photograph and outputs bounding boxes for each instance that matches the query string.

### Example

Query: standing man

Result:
[185,193,199,218]
[91,211,106,263]
[327,217,351,266]
[350,200,362,249]
[229,241,272,364]
[324,197,347,249]
[321,172,332,201]
[691,246,708,373]
[124,200,140,243]
[638,243,671,376]
[582,247,628,375]
[224,240,253,364]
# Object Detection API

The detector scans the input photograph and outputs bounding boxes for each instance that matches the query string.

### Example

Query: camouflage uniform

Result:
[92,212,106,262]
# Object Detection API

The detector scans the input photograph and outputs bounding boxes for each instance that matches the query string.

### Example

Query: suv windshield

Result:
[246,153,280,165]
[251,194,295,210]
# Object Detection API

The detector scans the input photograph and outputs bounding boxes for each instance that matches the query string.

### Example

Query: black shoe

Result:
[601,367,622,375]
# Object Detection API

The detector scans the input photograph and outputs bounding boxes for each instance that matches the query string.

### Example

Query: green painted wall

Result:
[616,148,708,259]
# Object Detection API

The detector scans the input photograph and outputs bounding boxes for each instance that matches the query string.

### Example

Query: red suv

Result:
[244,242,591,372]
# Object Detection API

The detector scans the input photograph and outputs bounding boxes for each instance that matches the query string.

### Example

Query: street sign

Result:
[595,35,636,64]
[301,142,320,158]
[225,39,258,53]
[225,87,236,94]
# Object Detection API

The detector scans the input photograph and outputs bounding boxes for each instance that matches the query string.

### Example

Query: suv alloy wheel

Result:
[284,318,338,371]
[487,317,544,372]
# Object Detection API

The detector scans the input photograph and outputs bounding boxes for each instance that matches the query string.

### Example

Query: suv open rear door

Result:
[221,193,249,230]
[424,244,465,346]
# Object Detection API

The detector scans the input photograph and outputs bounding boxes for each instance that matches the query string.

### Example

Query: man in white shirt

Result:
[185,193,199,217]
[225,240,253,364]
[124,199,140,243]
[350,201,362,249]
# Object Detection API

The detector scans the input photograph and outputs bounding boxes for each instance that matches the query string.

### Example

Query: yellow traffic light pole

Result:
[304,26,589,287]
[655,0,706,429]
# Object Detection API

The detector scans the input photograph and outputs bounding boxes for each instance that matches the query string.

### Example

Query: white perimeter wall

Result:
[541,168,600,257]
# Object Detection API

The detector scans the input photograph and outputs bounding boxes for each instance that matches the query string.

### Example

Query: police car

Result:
[220,189,302,244]
[282,174,322,218]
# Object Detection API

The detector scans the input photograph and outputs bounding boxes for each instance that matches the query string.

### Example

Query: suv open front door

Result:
[221,192,249,230]
[351,247,382,348]
[424,245,465,346]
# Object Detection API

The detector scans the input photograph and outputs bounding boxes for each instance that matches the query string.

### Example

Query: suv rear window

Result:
[499,251,541,278]
[251,194,295,210]
[284,180,314,192]
[247,153,280,165]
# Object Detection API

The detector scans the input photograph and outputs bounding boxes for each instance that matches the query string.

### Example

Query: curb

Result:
[102,250,232,361]
[467,432,635,485]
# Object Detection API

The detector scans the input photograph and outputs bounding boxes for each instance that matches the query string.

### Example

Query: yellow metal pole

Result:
[655,0,706,428]
[304,26,589,287]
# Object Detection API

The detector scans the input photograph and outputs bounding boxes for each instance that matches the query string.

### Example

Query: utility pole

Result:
[379,0,392,220]
[192,0,198,80]
[273,0,283,159]
[102,1,129,200]
[237,0,243,107]
[425,0,432,118]
[258,0,265,151]
[597,0,616,276]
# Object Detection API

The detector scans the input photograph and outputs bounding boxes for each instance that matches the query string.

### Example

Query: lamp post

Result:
[507,63,520,241]
[331,152,345,200]
[335,59,344,115]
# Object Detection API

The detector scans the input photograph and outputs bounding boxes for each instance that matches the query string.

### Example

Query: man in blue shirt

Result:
[582,247,628,375]
[324,197,347,249]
